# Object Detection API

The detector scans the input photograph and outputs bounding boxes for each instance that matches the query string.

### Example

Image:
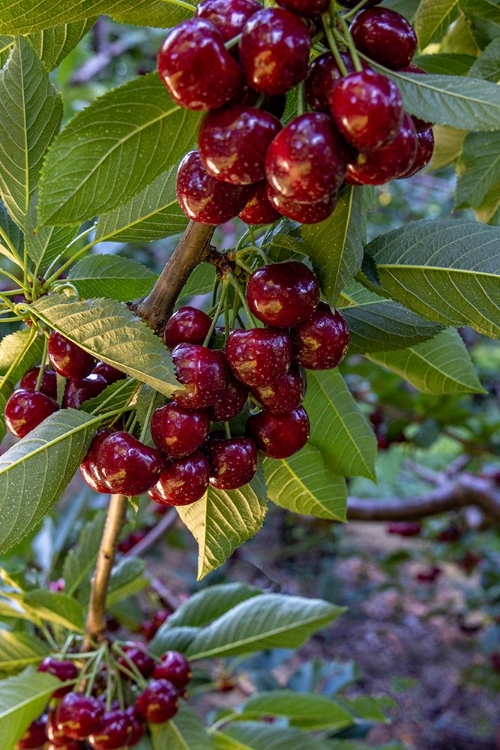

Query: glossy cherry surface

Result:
[266,182,337,224]
[92,362,126,384]
[87,709,137,749]
[157,19,243,110]
[80,429,114,494]
[16,714,48,749]
[172,343,229,408]
[199,106,281,185]
[346,113,417,185]
[63,373,108,409]
[20,367,57,400]
[238,181,282,225]
[148,451,210,506]
[205,435,258,489]
[154,651,192,689]
[135,679,179,724]
[55,692,104,740]
[195,0,261,42]
[208,374,249,421]
[275,0,329,18]
[37,657,78,698]
[177,151,250,224]
[338,0,382,6]
[48,331,95,380]
[246,260,320,328]
[250,363,306,414]
[117,643,155,679]
[225,327,292,387]
[292,302,350,370]
[151,402,210,458]
[96,432,163,496]
[5,388,59,438]
[398,126,434,178]
[351,7,417,71]
[239,8,310,95]
[306,52,355,114]
[247,406,310,458]
[164,306,213,349]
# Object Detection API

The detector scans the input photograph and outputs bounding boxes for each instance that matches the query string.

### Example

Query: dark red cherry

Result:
[123,707,144,746]
[63,373,108,409]
[266,182,337,224]
[246,260,320,328]
[199,106,282,185]
[208,374,249,421]
[338,0,382,6]
[205,435,258,489]
[135,679,179,724]
[150,402,210,458]
[46,708,73,745]
[55,693,104,740]
[265,113,348,202]
[96,432,163,496]
[37,657,78,698]
[399,64,432,131]
[250,363,306,414]
[386,522,422,537]
[87,709,138,750]
[292,302,350,369]
[225,328,292,387]
[415,565,441,583]
[5,388,59,438]
[345,113,417,185]
[148,451,210,506]
[20,367,57,400]
[305,52,355,114]
[157,18,244,110]
[331,69,403,152]
[164,306,213,349]
[80,429,114,494]
[239,9,310,95]
[154,651,192,689]
[92,362,126,385]
[398,127,434,178]
[140,610,171,641]
[48,331,95,380]
[177,151,250,224]
[46,741,84,750]
[247,406,310,458]
[172,343,229,409]
[116,643,155,679]
[195,0,261,42]
[238,181,282,225]
[275,0,329,18]
[16,714,48,749]
[351,8,417,71]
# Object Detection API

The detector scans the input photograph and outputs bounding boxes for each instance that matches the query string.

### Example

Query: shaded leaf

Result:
[413,53,475,75]
[0,669,60,749]
[0,202,23,255]
[0,631,50,671]
[151,704,214,750]
[160,583,262,630]
[475,179,500,222]
[79,378,138,419]
[456,131,500,208]
[414,0,460,48]
[430,126,467,170]
[177,263,217,305]
[468,37,500,80]
[214,722,332,750]
[68,254,158,301]
[241,690,353,731]
[26,19,94,70]
[25,197,78,272]
[22,590,85,632]
[62,511,106,597]
[107,557,149,606]
[0,330,45,385]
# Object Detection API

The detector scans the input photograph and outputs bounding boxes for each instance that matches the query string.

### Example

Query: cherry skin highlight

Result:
[266,182,338,224]
[275,0,330,18]
[48,331,95,380]
[292,302,350,370]
[151,402,210,458]
[306,52,355,114]
[171,343,229,408]
[96,432,163,496]
[5,388,59,438]
[351,8,417,71]
[205,435,258,489]
[135,679,180,724]
[164,306,213,349]
[238,181,282,225]
[37,657,79,699]
[80,429,114,494]
[63,373,108,409]
[195,0,261,41]
[208,374,249,421]
[225,327,292,387]
[20,367,57,400]
[55,692,105,740]
[250,363,307,414]
[148,451,210,506]
[247,406,310,459]
[246,260,320,328]
[154,651,192,690]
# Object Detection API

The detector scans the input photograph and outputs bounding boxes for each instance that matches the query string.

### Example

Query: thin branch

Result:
[127,507,177,558]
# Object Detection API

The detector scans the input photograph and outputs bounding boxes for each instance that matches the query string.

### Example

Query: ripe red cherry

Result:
[148,451,210,506]
[238,181,282,225]
[80,429,114,494]
[239,9,311,95]
[63,373,108,409]
[250,363,306,414]
[171,343,229,408]
[208,374,249,421]
[20,367,57,399]
[386,522,422,537]
[398,127,434,178]
[246,260,320,328]
[338,0,382,6]
[331,69,403,152]
[135,679,179,724]
[164,307,213,349]
[177,151,250,224]
[48,331,95,380]
[205,435,258,489]
[16,714,48,749]
[92,362,126,385]
[157,19,243,110]
[266,183,338,224]
[46,742,85,750]
[151,402,210,458]
[265,113,348,203]
[199,106,282,185]
[96,432,163,496]
[225,328,292,387]
[292,302,350,369]
[116,643,155,679]
[5,388,59,438]
[87,709,137,750]
[351,8,417,71]
[154,651,192,689]
[195,0,261,42]
[275,0,329,18]
[37,657,78,698]
[55,693,104,740]
[247,406,310,458]
[306,52,355,114]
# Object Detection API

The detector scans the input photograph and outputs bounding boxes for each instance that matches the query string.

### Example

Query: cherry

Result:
[148,451,210,506]
[415,565,441,583]
[92,362,126,385]
[171,343,229,408]
[351,8,417,71]
[275,0,330,18]
[154,651,192,689]
[140,610,171,640]
[48,331,95,380]
[208,374,249,421]
[37,657,78,698]
[225,327,292,387]
[20,367,57,400]
[238,181,282,225]
[88,709,138,749]
[177,150,250,224]
[63,373,108,409]
[195,0,261,42]
[398,127,434,179]
[5,388,59,438]
[265,113,348,203]
[123,707,144,746]
[16,714,48,749]
[117,529,148,553]
[46,741,85,750]
[135,679,180,724]
[55,692,104,740]
[331,69,403,152]
[266,183,338,224]
[199,106,282,185]
[116,643,155,679]
[436,524,462,543]
[250,363,306,414]
[239,9,311,95]
[46,708,74,746]
[205,435,258,489]
[151,402,210,458]
[386,522,422,537]
[80,429,114,494]
[338,0,382,6]
[247,406,310,459]
[163,306,213,350]
[157,19,244,110]
[246,261,320,328]
[489,652,500,672]
[292,302,350,370]
[96,432,163,496]
[306,52,355,114]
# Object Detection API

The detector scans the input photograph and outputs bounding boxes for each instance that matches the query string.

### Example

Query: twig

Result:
[127,507,177,558]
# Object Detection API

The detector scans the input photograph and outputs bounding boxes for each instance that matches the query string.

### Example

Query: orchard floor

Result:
[153,511,500,750]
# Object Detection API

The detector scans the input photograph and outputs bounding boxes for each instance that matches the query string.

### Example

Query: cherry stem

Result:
[342,0,371,20]
[337,12,363,72]
[35,335,49,391]
[204,280,228,346]
[227,273,258,327]
[322,15,349,76]
[224,32,242,50]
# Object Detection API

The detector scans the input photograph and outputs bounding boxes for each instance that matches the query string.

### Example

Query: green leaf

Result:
[22,589,85,632]
[264,447,347,521]
[31,294,179,397]
[79,378,138,419]
[0,631,50,671]
[456,131,500,208]
[413,53,475,75]
[430,126,467,170]
[241,691,354,732]
[460,0,500,46]
[414,0,460,48]
[0,202,23,256]
[305,370,377,480]
[468,37,500,80]
[39,74,201,227]
[106,557,149,606]
[149,626,200,657]
[0,37,63,227]
[366,328,485,394]
[0,669,60,749]
[151,704,214,750]
[176,473,268,580]
[25,198,78,272]
[62,511,106,597]
[0,330,44,384]
[365,218,500,338]
[94,167,188,244]
[177,263,217,304]
[214,723,332,750]
[475,179,500,222]
[0,386,10,443]
[185,594,343,660]
[68,254,158,301]
[160,583,262,630]
[27,19,94,70]
[301,186,363,305]
[0,409,97,552]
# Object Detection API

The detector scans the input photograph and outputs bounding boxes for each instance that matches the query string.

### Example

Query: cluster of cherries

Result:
[157,0,434,226]
[17,649,192,749]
